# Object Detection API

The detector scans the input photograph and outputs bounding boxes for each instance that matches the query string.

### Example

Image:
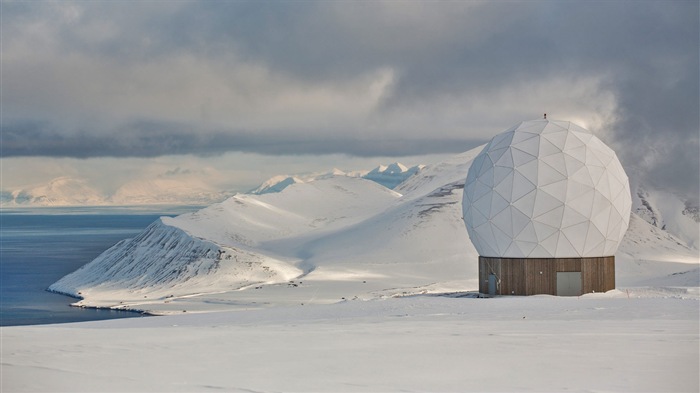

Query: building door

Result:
[488,274,497,296]
[557,272,582,296]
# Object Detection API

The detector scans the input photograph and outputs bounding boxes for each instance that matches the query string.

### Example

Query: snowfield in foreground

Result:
[2,292,698,392]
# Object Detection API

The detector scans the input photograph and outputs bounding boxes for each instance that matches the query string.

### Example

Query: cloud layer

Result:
[2,1,698,198]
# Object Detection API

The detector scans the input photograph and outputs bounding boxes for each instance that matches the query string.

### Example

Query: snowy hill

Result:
[50,148,699,314]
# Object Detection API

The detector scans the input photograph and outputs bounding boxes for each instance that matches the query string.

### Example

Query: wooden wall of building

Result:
[478,256,615,296]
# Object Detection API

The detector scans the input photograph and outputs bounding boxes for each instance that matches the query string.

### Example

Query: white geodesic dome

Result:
[462,120,631,258]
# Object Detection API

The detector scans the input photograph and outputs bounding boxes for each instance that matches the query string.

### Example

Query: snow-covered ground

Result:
[3,148,698,392]
[2,291,698,392]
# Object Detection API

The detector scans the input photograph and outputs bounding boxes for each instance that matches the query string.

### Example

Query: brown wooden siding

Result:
[479,256,615,296]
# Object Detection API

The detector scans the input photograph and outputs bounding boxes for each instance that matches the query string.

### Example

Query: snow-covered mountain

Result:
[249,162,422,196]
[49,148,699,314]
[362,162,424,189]
[633,186,699,249]
[250,175,305,195]
[1,176,231,206]
[0,177,107,206]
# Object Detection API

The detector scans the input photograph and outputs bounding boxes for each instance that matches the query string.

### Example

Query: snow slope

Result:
[49,147,698,315]
[2,294,698,392]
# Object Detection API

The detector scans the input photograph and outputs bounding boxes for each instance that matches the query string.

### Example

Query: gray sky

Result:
[2,1,698,199]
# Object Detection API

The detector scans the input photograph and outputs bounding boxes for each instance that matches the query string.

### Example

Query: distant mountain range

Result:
[1,162,421,207]
[0,176,232,207]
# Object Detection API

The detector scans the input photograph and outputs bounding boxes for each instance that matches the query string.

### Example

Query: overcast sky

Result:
[2,1,698,200]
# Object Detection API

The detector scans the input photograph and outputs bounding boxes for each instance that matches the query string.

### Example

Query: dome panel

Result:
[539,136,563,157]
[514,240,538,257]
[463,119,631,258]
[512,148,537,166]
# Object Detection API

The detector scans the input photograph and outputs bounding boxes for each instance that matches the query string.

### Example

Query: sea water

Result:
[0,206,199,326]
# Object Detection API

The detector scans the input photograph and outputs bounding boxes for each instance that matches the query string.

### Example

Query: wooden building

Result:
[478,256,615,296]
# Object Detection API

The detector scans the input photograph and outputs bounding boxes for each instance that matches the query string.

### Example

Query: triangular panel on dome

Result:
[537,160,566,186]
[514,221,539,243]
[585,147,608,168]
[493,171,515,201]
[566,177,593,204]
[550,120,572,130]
[569,165,595,188]
[504,241,527,258]
[514,240,538,257]
[469,205,489,229]
[511,171,537,201]
[478,165,495,188]
[534,204,564,229]
[511,189,537,217]
[563,154,586,178]
[570,129,593,143]
[541,153,568,176]
[490,190,510,217]
[532,187,565,217]
[567,188,595,219]
[467,154,486,183]
[511,130,539,145]
[490,130,516,151]
[471,194,492,223]
[517,121,547,134]
[478,155,495,176]
[471,178,492,201]
[514,159,538,186]
[561,205,589,228]
[561,221,589,255]
[607,213,624,241]
[473,228,499,257]
[487,147,509,167]
[490,224,512,256]
[491,207,515,238]
[542,129,568,150]
[594,170,612,198]
[555,232,579,257]
[529,244,555,258]
[609,184,629,218]
[532,220,559,243]
[495,148,515,168]
[538,136,563,157]
[563,131,586,151]
[512,135,540,156]
[493,165,513,187]
[539,179,568,202]
[510,206,531,238]
[583,225,606,256]
[591,204,612,238]
[603,239,619,256]
[511,147,537,167]
[539,231,560,256]
[543,121,568,134]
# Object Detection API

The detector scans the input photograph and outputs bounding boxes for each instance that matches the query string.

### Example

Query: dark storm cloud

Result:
[1,120,478,158]
[2,1,698,198]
